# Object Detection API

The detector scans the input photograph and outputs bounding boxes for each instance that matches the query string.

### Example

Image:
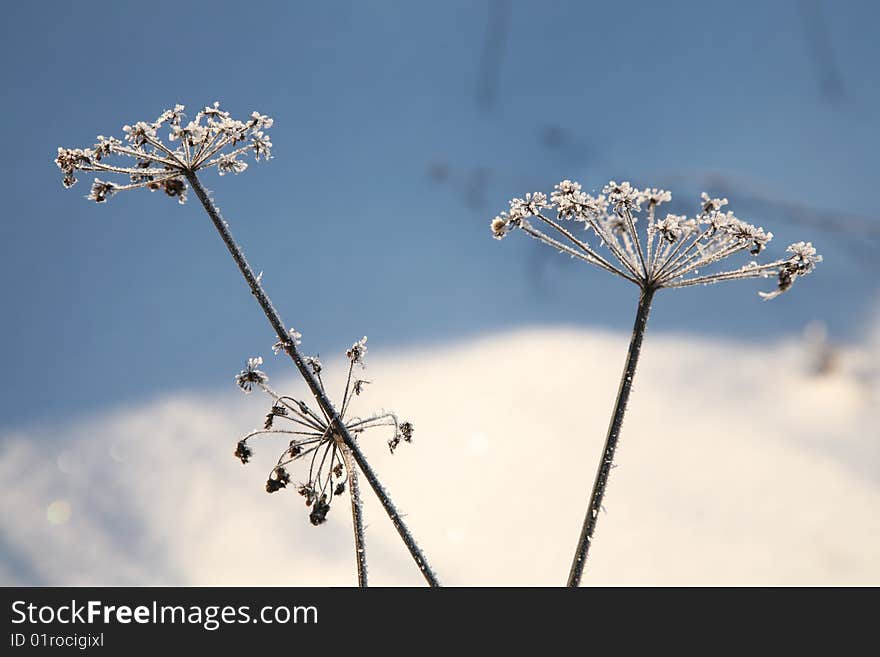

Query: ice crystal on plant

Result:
[304,356,322,376]
[603,180,642,213]
[700,192,729,214]
[55,101,273,204]
[489,179,821,298]
[640,187,672,208]
[758,241,823,300]
[234,335,412,526]
[491,215,510,239]
[234,440,253,464]
[235,357,267,393]
[346,337,368,367]
[510,192,550,217]
[272,328,302,355]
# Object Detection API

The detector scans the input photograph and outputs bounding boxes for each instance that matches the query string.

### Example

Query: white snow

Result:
[1,324,877,585]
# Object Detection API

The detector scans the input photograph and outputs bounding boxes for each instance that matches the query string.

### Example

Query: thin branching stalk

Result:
[241,364,409,585]
[342,447,368,587]
[186,172,439,587]
[491,179,821,586]
[56,103,437,586]
[567,285,654,587]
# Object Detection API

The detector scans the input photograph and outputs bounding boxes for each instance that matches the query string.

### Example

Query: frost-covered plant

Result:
[55,102,272,204]
[491,180,822,586]
[233,338,414,586]
[56,103,438,587]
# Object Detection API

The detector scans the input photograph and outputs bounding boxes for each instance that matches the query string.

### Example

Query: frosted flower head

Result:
[234,440,253,464]
[87,180,116,203]
[55,101,273,204]
[787,240,821,264]
[304,356,322,376]
[309,495,331,526]
[263,403,288,430]
[235,356,267,393]
[759,242,823,300]
[640,187,672,208]
[551,180,596,220]
[491,215,511,239]
[490,179,821,299]
[233,337,413,526]
[723,217,773,255]
[655,214,687,243]
[554,180,582,196]
[703,209,734,235]
[265,466,291,493]
[216,153,248,176]
[509,192,550,218]
[346,336,368,367]
[602,181,641,213]
[700,192,729,214]
[388,420,415,454]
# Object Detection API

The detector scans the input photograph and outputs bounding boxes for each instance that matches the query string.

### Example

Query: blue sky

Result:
[2,0,879,428]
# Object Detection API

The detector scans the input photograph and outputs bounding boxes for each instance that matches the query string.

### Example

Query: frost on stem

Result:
[55,102,273,204]
[232,335,414,527]
[490,179,822,297]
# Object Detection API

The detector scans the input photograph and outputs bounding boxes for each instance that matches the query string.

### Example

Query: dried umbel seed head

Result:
[655,214,688,243]
[304,356,322,375]
[642,187,672,208]
[55,102,273,204]
[263,403,288,430]
[759,242,823,300]
[491,216,510,239]
[298,483,316,505]
[233,332,416,527]
[309,495,331,526]
[265,467,291,494]
[160,178,186,200]
[700,192,729,214]
[234,440,253,464]
[490,179,822,298]
[87,180,116,203]
[388,420,414,454]
[235,357,267,393]
[510,192,550,217]
[551,179,591,219]
[346,337,368,367]
[603,180,642,213]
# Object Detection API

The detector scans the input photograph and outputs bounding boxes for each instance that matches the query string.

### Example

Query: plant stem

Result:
[186,172,440,587]
[567,285,655,587]
[342,447,368,587]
